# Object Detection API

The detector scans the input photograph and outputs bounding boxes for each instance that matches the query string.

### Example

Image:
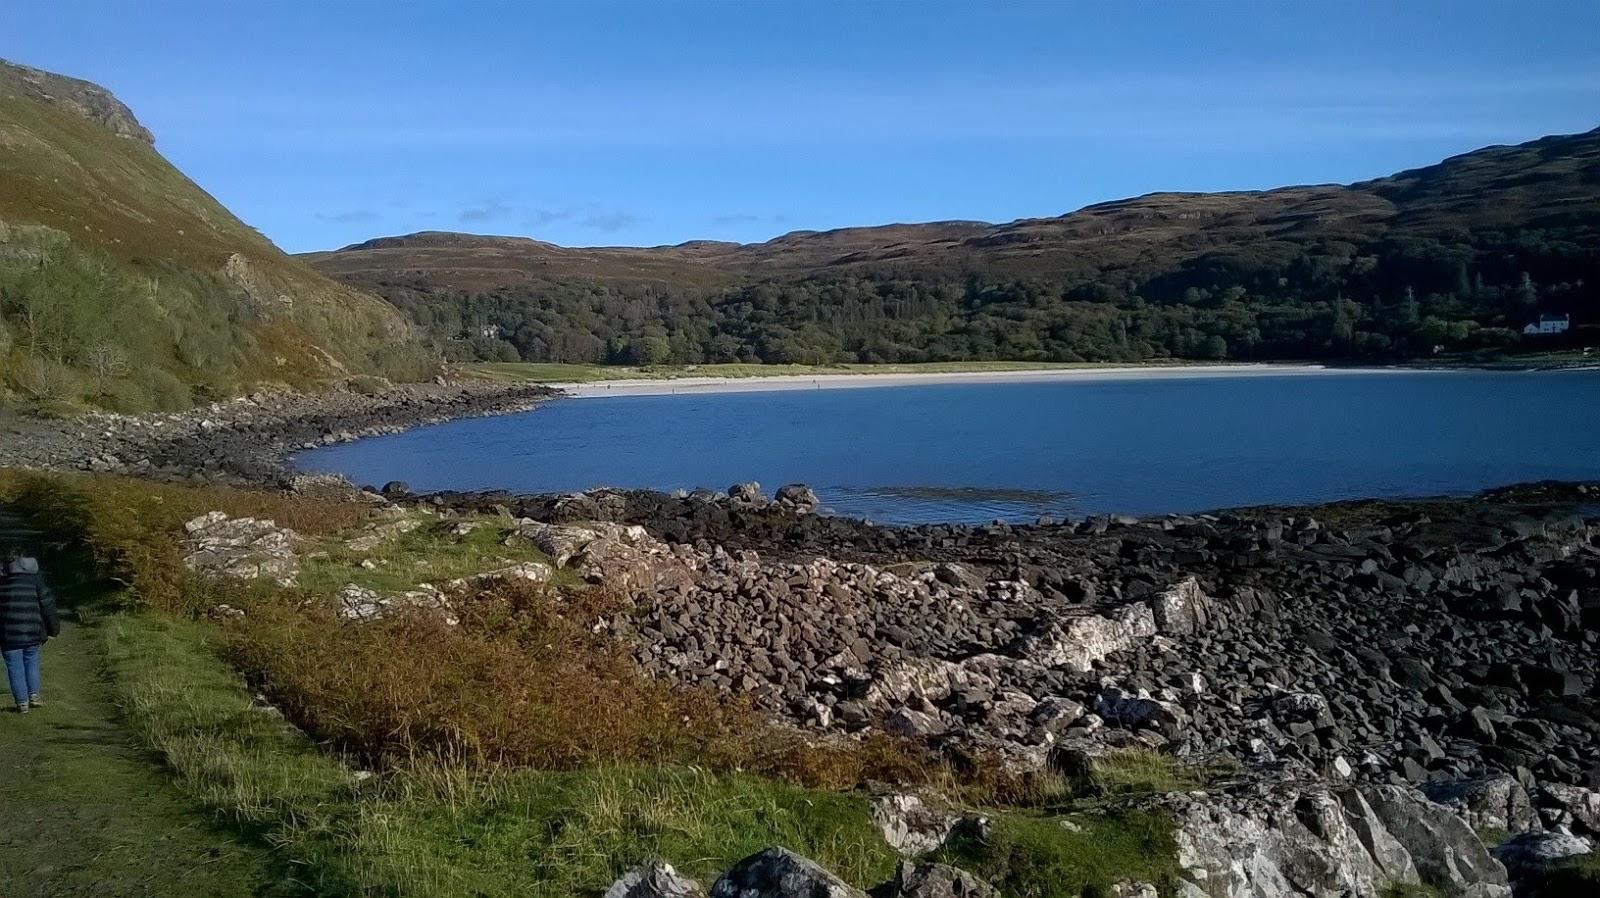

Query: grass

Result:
[295,512,576,595]
[0,608,291,896]
[105,614,1194,898]
[100,609,902,897]
[1089,749,1226,797]
[3,471,1199,897]
[934,810,1181,898]
[101,612,356,844]
[464,359,1197,384]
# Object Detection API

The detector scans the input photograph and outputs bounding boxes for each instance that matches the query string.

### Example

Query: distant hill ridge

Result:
[319,127,1600,277]
[304,128,1600,366]
[0,58,432,411]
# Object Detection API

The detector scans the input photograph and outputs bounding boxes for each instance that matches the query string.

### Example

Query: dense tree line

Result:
[373,226,1596,366]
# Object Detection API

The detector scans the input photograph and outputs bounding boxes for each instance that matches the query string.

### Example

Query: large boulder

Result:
[1151,577,1212,635]
[516,520,601,566]
[336,582,457,626]
[1360,785,1512,898]
[1540,783,1600,835]
[710,848,867,898]
[1095,685,1187,736]
[1172,781,1511,898]
[515,519,695,594]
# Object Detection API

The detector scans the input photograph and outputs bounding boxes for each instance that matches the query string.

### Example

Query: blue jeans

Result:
[3,644,42,705]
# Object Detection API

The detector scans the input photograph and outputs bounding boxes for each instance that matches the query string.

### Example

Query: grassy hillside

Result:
[0,60,434,411]
[304,129,1600,367]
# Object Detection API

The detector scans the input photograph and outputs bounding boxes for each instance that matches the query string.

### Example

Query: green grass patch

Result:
[337,765,899,898]
[100,612,357,836]
[296,512,573,596]
[934,810,1180,898]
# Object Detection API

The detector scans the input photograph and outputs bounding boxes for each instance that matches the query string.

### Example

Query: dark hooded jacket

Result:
[1,558,59,649]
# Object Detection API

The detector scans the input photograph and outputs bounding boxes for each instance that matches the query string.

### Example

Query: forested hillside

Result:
[306,129,1600,366]
[0,60,434,411]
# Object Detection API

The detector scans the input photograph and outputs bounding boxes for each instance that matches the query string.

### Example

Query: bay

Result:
[296,370,1600,524]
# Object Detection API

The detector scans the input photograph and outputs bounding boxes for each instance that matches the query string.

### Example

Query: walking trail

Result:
[0,509,284,897]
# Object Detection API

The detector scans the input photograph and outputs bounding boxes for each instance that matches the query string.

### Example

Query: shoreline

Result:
[0,379,560,487]
[546,362,1429,398]
[1,361,1592,488]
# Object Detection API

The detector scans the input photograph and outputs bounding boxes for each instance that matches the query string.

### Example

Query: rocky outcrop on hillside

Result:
[0,58,154,143]
[182,510,303,586]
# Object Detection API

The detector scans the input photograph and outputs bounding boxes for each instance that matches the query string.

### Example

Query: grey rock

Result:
[182,511,303,586]
[728,482,767,507]
[885,707,945,739]
[1492,830,1592,879]
[710,848,867,898]
[871,794,958,857]
[1362,784,1512,898]
[774,484,820,513]
[1424,776,1536,834]
[1540,783,1600,835]
[883,861,998,898]
[606,861,706,898]
[1173,782,1511,898]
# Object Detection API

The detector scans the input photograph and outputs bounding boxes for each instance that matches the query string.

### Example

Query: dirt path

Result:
[0,511,286,897]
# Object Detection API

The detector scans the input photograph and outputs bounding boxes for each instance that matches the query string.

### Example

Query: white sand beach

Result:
[550,363,1429,398]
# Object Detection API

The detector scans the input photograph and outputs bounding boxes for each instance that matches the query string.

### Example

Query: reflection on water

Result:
[827,485,1080,524]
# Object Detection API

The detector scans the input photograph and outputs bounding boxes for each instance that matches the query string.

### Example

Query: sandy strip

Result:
[548,363,1429,398]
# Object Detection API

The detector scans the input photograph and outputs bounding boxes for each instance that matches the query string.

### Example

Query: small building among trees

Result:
[1523,314,1571,336]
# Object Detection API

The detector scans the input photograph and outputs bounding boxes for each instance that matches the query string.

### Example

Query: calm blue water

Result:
[297,371,1600,524]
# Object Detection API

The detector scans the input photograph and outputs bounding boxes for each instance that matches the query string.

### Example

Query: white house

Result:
[1523,314,1571,336]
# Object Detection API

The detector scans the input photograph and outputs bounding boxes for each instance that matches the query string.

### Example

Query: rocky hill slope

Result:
[305,129,1600,366]
[0,59,433,411]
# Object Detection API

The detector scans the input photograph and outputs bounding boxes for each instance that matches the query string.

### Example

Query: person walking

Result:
[1,546,59,713]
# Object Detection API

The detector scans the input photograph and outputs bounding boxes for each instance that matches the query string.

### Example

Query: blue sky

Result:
[7,0,1599,253]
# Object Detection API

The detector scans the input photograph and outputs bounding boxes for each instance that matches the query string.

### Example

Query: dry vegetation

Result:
[2,469,1190,896]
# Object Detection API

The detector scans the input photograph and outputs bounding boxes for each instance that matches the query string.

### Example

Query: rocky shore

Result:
[425,483,1600,787]
[13,385,1600,895]
[394,480,1600,896]
[0,377,559,485]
